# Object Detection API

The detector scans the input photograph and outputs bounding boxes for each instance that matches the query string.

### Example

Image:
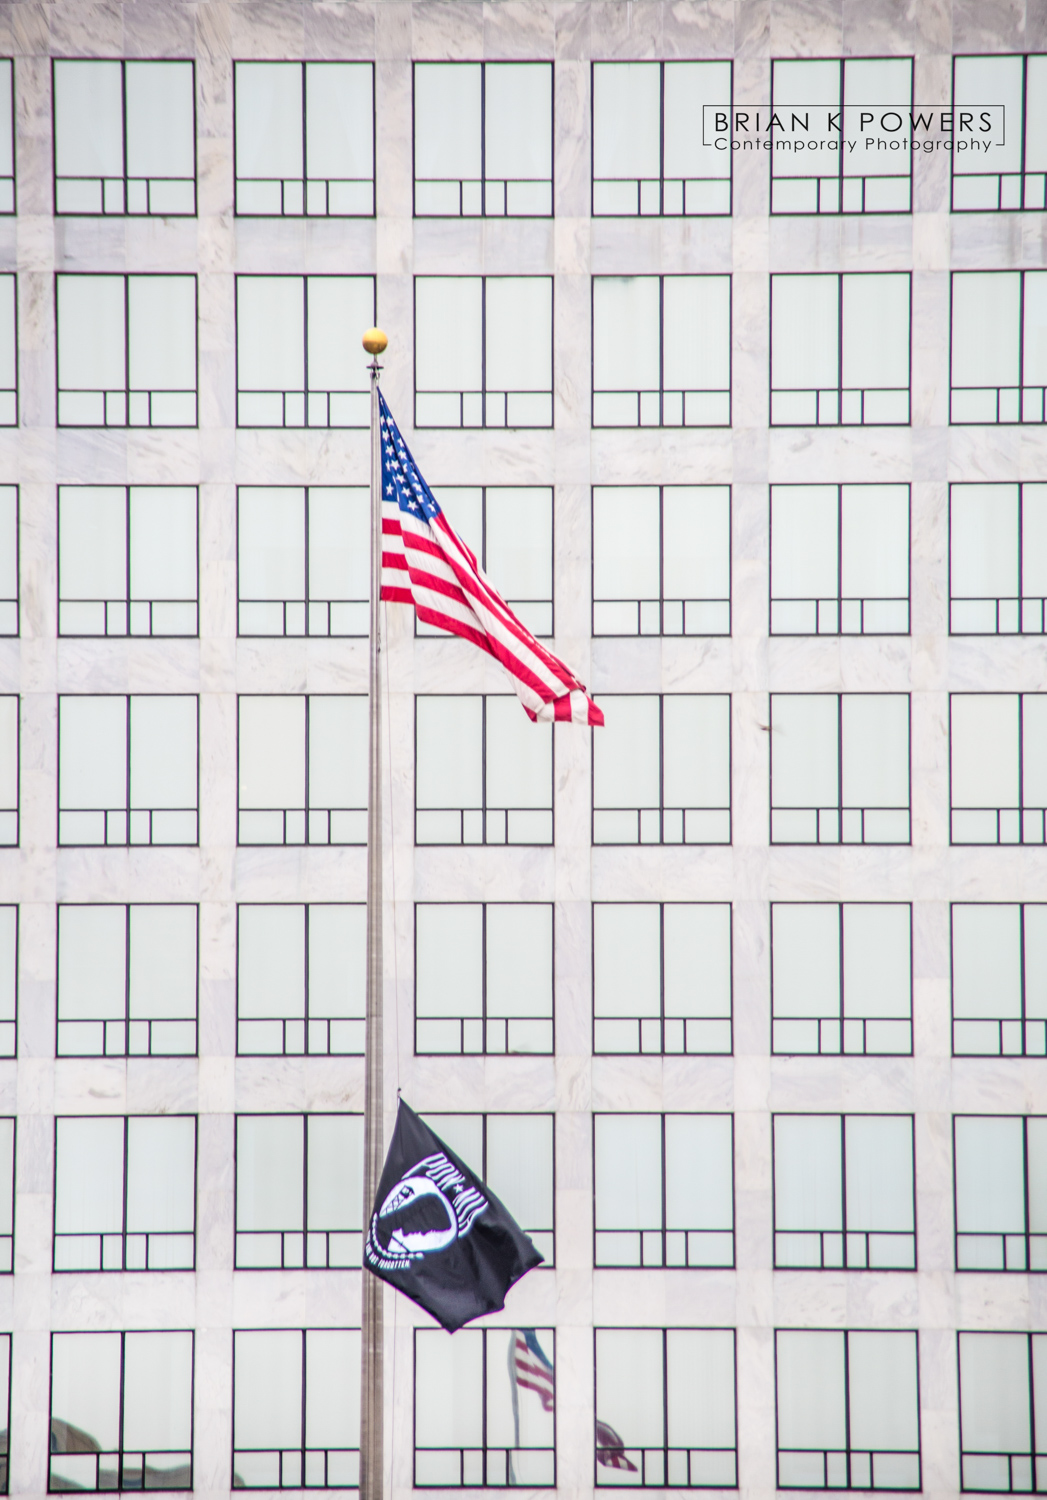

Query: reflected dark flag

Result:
[363,1098,544,1333]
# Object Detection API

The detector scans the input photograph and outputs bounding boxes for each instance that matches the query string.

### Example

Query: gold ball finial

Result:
[362,327,388,356]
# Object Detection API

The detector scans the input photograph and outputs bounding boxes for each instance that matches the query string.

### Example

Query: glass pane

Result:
[415,278,483,394]
[663,486,731,600]
[485,278,552,394]
[59,486,127,601]
[952,273,1020,389]
[485,697,551,810]
[663,276,731,392]
[594,1115,662,1229]
[122,1331,194,1451]
[1022,272,1047,388]
[771,695,838,807]
[665,905,731,1019]
[485,488,552,605]
[593,487,661,601]
[239,697,304,809]
[51,1332,122,1454]
[952,905,1021,1019]
[128,276,196,392]
[414,1329,483,1448]
[845,58,912,178]
[236,1115,304,1231]
[0,909,15,1025]
[594,905,660,1019]
[1027,1118,1047,1233]
[843,905,911,1019]
[238,906,304,1020]
[954,1116,1026,1232]
[416,906,482,1018]
[306,1329,360,1449]
[954,56,1023,175]
[125,1117,195,1233]
[130,488,197,603]
[1024,695,1047,809]
[58,906,126,1020]
[234,1330,303,1449]
[485,65,551,182]
[664,1115,733,1230]
[842,274,910,389]
[305,63,373,181]
[664,62,732,181]
[0,1121,12,1236]
[309,696,367,809]
[486,905,553,1020]
[773,906,840,1018]
[774,1115,843,1231]
[841,485,909,599]
[596,1329,665,1449]
[775,1330,847,1450]
[129,906,197,1020]
[1025,906,1047,1020]
[771,276,838,390]
[309,488,368,603]
[307,277,373,395]
[1023,484,1047,597]
[61,697,126,810]
[666,1330,736,1449]
[424,1115,484,1169]
[416,697,482,809]
[1026,58,1047,174]
[592,63,661,181]
[125,62,195,180]
[959,1333,1032,1455]
[951,694,1019,808]
[951,484,1019,600]
[663,695,730,809]
[130,696,197,810]
[54,61,123,178]
[414,64,482,182]
[594,696,660,809]
[237,277,304,392]
[55,1117,124,1234]
[57,275,126,392]
[309,905,364,1021]
[593,277,661,393]
[239,488,305,601]
[847,1332,920,1453]
[771,486,838,601]
[235,63,303,180]
[485,1115,553,1233]
[845,1116,914,1232]
[0,487,16,600]
[486,1328,555,1450]
[307,1116,362,1231]
[841,694,909,809]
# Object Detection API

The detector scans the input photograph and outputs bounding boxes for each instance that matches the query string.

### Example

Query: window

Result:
[49,1331,193,1492]
[57,695,197,846]
[591,61,731,216]
[952,904,1047,1056]
[593,904,732,1056]
[594,1328,737,1487]
[235,275,373,428]
[237,905,364,1056]
[237,695,366,845]
[0,276,15,426]
[52,59,195,215]
[770,484,909,634]
[57,905,197,1057]
[414,1327,555,1487]
[950,482,1047,632]
[950,693,1047,843]
[951,271,1047,423]
[0,698,17,847]
[55,273,196,426]
[0,909,15,1058]
[593,1113,734,1267]
[775,1330,921,1490]
[592,486,730,636]
[53,1115,196,1271]
[770,58,914,214]
[957,1332,1047,1492]
[953,55,1047,211]
[415,695,553,846]
[237,486,368,636]
[57,486,198,636]
[770,693,911,844]
[414,276,553,428]
[0,1337,9,1489]
[233,61,374,216]
[773,1115,915,1270]
[770,273,911,425]
[592,695,731,845]
[232,1329,359,1489]
[0,61,13,213]
[234,1113,362,1269]
[0,1120,13,1270]
[953,1115,1047,1271]
[592,276,731,427]
[771,904,912,1056]
[415,904,553,1055]
[418,487,553,638]
[422,1114,554,1262]
[413,62,552,217]
[0,486,16,634]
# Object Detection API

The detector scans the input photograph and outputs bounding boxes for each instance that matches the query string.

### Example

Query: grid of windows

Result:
[415,695,553,845]
[232,1329,360,1488]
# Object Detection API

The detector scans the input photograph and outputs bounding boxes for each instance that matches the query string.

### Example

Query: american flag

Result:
[510,1328,555,1413]
[596,1419,639,1472]
[378,393,604,727]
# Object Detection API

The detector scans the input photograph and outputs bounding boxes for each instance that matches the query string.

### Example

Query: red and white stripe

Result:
[512,1331,555,1413]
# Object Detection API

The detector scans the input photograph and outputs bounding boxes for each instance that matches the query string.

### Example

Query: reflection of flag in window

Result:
[508,1329,554,1484]
[596,1419,639,1472]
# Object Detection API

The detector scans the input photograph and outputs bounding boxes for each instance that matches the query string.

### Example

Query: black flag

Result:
[364,1099,543,1332]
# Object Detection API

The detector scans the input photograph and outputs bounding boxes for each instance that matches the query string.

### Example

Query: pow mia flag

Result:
[364,1099,543,1332]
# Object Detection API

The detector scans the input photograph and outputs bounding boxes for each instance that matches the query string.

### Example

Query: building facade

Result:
[0,0,1043,1496]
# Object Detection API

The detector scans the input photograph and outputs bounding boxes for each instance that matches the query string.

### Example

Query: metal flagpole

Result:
[360,325,388,1500]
